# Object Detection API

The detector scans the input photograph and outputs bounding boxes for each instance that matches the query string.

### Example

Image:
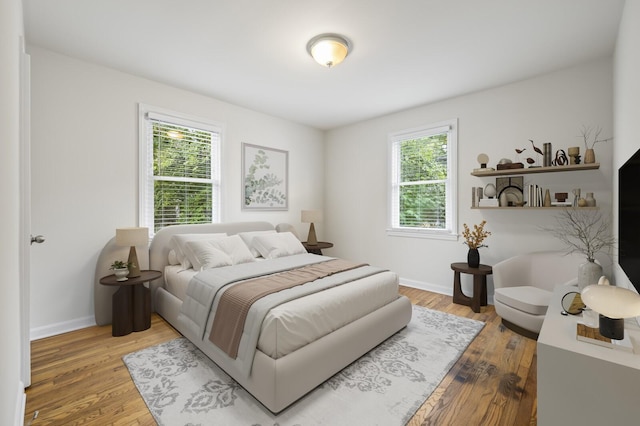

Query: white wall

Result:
[613,0,640,292]
[0,0,25,422]
[28,46,324,335]
[325,58,614,296]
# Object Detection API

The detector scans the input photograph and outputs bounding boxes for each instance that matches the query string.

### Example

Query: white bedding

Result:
[164,260,399,359]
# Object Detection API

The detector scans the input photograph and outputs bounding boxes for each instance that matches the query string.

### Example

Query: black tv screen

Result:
[619,148,640,294]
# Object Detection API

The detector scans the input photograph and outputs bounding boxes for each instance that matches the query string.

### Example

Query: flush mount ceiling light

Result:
[306,33,351,68]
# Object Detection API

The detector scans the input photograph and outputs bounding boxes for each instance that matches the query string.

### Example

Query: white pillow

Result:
[184,240,233,271]
[252,232,307,259]
[210,235,256,265]
[170,233,227,270]
[167,249,179,265]
[238,230,277,257]
[185,235,256,270]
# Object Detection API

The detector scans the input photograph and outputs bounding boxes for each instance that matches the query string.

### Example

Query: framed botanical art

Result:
[242,143,288,210]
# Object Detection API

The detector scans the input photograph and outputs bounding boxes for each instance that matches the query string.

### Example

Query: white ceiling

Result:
[23,0,625,130]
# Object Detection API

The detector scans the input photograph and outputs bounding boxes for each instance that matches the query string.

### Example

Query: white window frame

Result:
[138,103,223,235]
[387,118,458,240]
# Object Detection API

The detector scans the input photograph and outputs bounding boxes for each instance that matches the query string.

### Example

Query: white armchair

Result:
[493,251,585,339]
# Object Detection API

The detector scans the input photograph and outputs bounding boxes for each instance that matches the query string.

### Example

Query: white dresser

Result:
[537,285,640,425]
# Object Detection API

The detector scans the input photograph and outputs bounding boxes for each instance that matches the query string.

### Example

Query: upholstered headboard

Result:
[148,221,275,297]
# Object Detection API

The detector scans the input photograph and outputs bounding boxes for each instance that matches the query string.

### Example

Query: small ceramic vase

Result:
[544,189,551,207]
[578,260,602,292]
[584,148,596,164]
[467,248,480,268]
[585,192,596,207]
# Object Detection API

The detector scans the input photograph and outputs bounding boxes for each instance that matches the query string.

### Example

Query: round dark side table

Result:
[302,241,333,255]
[450,262,492,313]
[99,269,162,337]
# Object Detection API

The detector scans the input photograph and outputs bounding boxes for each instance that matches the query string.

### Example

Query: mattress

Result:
[164,264,399,358]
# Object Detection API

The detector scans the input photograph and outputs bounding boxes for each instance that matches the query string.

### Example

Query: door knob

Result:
[30,235,45,245]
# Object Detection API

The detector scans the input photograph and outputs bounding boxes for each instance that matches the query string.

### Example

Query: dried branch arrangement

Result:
[580,125,612,150]
[462,220,491,249]
[544,208,615,261]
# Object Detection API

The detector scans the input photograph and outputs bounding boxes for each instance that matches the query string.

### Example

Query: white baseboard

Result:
[400,277,452,296]
[30,315,96,341]
[399,277,494,305]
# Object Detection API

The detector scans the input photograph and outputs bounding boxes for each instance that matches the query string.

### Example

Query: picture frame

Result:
[242,143,288,210]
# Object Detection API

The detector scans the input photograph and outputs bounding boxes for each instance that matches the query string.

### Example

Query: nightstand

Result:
[302,241,333,255]
[99,269,162,336]
[450,262,492,313]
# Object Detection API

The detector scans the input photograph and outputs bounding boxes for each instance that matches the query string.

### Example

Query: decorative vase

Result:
[543,189,551,207]
[584,148,596,164]
[467,248,480,268]
[585,192,596,207]
[578,260,602,292]
[114,268,130,281]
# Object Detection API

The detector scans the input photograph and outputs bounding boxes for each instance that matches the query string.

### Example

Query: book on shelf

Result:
[551,201,573,206]
[526,184,544,207]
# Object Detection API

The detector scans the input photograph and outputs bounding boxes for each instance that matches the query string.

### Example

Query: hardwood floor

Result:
[24,287,537,425]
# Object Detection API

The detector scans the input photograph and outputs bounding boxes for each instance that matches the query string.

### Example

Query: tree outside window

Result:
[389,119,457,238]
[139,105,221,234]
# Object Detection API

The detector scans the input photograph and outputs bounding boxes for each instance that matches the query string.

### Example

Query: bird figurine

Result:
[528,139,543,167]
[530,139,543,156]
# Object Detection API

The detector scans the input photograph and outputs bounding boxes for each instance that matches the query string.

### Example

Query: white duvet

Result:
[165,255,399,360]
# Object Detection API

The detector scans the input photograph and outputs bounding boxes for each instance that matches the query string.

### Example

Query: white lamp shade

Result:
[581,284,640,319]
[301,210,323,224]
[115,227,149,247]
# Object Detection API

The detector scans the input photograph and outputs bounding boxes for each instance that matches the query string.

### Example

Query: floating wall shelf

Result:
[470,163,600,177]
[471,206,598,210]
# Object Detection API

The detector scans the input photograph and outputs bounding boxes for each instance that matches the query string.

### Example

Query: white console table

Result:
[538,285,640,425]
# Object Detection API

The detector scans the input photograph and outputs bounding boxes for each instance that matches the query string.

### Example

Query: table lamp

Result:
[115,227,149,278]
[301,210,323,246]
[581,279,640,340]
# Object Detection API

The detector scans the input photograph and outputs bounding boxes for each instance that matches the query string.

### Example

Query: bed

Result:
[148,221,412,413]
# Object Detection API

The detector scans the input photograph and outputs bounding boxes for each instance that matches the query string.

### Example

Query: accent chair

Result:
[493,251,586,339]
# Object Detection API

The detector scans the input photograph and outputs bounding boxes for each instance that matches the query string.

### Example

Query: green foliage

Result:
[110,260,132,270]
[244,149,287,207]
[153,123,213,232]
[399,134,448,229]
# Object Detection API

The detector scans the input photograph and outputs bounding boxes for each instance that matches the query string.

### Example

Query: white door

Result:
[19,38,39,388]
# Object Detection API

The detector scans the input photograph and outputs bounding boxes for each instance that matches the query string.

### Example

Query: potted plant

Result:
[545,209,615,291]
[110,260,132,281]
[462,220,491,268]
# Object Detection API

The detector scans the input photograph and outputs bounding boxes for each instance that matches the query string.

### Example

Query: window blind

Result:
[389,121,454,233]
[140,106,221,233]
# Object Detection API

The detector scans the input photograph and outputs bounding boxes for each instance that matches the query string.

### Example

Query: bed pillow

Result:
[238,230,277,257]
[170,233,227,270]
[167,249,180,265]
[252,232,308,259]
[185,234,256,270]
[184,240,233,271]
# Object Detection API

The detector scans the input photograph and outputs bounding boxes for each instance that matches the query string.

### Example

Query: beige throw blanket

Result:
[209,259,366,358]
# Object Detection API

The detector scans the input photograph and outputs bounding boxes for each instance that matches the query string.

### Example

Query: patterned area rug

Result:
[123,305,484,426]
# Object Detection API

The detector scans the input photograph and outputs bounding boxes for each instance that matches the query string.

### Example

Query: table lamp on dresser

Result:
[581,278,640,340]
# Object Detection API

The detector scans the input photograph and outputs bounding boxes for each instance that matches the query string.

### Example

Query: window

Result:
[388,119,457,239]
[139,104,222,234]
